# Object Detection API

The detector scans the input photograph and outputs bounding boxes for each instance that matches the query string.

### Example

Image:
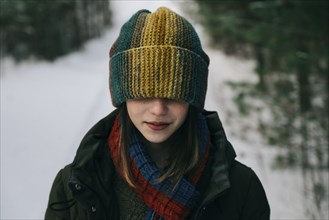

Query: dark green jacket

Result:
[45,110,270,220]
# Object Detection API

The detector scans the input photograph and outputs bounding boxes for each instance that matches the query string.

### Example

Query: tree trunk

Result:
[255,45,267,91]
[297,56,312,113]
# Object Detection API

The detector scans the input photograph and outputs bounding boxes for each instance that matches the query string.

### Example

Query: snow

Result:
[1,1,327,219]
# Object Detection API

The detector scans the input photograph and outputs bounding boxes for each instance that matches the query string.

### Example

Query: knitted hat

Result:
[109,7,209,109]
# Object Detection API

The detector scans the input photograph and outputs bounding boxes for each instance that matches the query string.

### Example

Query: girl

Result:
[45,7,270,220]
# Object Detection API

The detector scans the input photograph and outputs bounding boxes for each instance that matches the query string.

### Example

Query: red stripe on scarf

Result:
[109,115,121,167]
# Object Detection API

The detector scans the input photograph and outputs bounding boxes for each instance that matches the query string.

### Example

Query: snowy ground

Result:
[1,1,327,220]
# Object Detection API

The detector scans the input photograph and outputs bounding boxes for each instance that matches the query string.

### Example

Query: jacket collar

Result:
[199,111,236,207]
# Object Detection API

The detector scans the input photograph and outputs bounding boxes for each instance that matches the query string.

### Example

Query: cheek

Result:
[174,105,189,124]
[126,103,139,125]
[126,101,140,116]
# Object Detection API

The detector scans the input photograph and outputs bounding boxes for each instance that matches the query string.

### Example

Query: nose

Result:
[149,99,168,116]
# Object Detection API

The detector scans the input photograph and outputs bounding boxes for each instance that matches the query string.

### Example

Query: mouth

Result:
[145,121,171,131]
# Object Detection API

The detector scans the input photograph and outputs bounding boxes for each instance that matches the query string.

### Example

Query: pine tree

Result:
[0,0,112,61]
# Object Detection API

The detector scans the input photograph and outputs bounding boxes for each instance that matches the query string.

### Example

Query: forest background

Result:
[190,1,329,218]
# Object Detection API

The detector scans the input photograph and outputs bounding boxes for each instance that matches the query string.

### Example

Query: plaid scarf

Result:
[109,114,210,220]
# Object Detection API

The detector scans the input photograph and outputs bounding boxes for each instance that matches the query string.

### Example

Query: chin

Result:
[144,135,169,144]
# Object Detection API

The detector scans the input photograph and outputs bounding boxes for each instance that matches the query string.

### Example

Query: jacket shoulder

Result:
[218,160,270,219]
[45,164,73,219]
[230,160,257,185]
[45,164,91,220]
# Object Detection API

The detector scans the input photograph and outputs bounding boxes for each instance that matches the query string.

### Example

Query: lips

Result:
[145,121,170,131]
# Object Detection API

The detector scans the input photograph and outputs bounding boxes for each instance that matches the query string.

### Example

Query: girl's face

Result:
[126,98,189,144]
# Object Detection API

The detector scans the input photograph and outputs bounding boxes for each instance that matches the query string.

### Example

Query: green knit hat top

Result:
[109,7,209,109]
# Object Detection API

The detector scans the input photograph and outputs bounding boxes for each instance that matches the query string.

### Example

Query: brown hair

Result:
[117,104,201,187]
